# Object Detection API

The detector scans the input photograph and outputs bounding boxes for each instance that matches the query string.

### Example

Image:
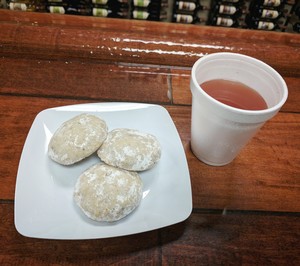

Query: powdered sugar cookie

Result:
[97,128,161,171]
[48,114,108,165]
[74,163,143,222]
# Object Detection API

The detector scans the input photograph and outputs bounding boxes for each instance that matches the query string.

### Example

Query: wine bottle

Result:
[249,0,293,8]
[92,0,128,4]
[172,13,203,23]
[9,1,46,12]
[131,0,161,13]
[133,0,167,8]
[94,4,128,12]
[174,0,207,13]
[212,3,245,18]
[93,7,128,17]
[48,0,88,5]
[46,0,68,14]
[92,0,128,10]
[47,5,66,13]
[250,6,288,20]
[65,5,92,15]
[245,15,284,30]
[9,2,30,11]
[131,10,167,20]
[209,15,241,27]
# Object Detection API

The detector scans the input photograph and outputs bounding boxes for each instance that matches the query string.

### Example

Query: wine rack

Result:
[1,0,299,33]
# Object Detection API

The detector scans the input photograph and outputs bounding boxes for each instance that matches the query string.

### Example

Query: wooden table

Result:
[0,10,299,265]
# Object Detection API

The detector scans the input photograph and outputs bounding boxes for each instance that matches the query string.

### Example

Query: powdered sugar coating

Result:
[73,163,143,222]
[48,114,108,165]
[97,128,161,171]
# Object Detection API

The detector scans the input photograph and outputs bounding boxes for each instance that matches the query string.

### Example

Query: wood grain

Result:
[0,57,171,104]
[161,211,300,265]
[1,203,299,265]
[0,10,299,76]
[1,56,298,112]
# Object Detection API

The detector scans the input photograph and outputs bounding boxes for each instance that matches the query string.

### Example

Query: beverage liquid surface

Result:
[200,79,268,110]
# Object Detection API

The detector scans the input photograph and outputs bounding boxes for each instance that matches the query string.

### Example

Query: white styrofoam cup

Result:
[190,52,288,166]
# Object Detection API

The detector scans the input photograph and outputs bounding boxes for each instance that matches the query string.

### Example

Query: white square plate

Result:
[15,102,192,239]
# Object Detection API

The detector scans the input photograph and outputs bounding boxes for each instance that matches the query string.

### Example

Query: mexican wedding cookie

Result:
[48,114,108,165]
[97,128,161,171]
[74,163,143,222]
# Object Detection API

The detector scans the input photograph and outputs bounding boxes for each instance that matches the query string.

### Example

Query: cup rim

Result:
[191,52,288,116]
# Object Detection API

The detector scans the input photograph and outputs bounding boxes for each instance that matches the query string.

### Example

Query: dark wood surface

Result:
[0,10,299,265]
